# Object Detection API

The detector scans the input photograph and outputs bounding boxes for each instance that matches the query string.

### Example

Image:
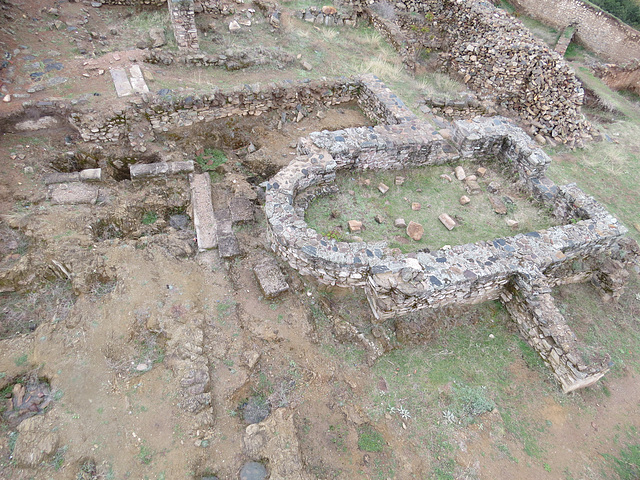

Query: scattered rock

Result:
[489,195,508,215]
[465,178,482,195]
[12,415,60,468]
[406,221,424,241]
[149,27,166,48]
[476,167,487,177]
[322,5,337,14]
[301,60,313,71]
[466,174,477,182]
[440,174,452,182]
[454,165,466,180]
[394,218,406,228]
[348,220,363,233]
[378,182,389,194]
[2,94,10,103]
[534,134,546,145]
[395,176,405,185]
[459,195,471,205]
[439,213,456,230]
[505,218,519,229]
[239,462,268,480]
[411,202,421,211]
[253,257,289,299]
[374,214,384,224]
[487,181,501,194]
[229,20,241,32]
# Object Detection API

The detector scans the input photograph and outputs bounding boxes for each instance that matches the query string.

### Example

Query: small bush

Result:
[141,211,158,225]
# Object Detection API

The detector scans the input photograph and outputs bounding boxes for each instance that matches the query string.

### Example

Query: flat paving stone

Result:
[50,183,99,205]
[217,233,240,258]
[110,67,133,97]
[254,257,289,299]
[189,173,217,250]
[229,196,254,224]
[129,64,149,94]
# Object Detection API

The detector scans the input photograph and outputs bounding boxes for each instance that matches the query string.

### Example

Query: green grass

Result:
[305,162,558,252]
[141,211,158,225]
[357,424,386,452]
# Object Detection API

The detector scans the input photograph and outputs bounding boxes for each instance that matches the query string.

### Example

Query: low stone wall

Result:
[263,75,633,392]
[167,0,199,51]
[294,6,360,27]
[595,62,640,96]
[509,0,640,65]
[98,0,167,6]
[144,47,295,70]
[69,74,416,143]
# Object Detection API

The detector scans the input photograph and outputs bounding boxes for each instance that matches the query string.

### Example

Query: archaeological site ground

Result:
[1,0,640,478]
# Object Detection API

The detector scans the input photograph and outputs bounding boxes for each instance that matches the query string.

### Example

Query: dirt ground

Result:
[2,0,640,479]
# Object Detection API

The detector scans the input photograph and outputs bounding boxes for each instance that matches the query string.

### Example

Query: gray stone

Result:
[239,462,267,480]
[79,168,102,182]
[130,161,194,178]
[489,195,507,215]
[129,65,150,94]
[301,61,313,71]
[454,165,466,180]
[229,196,254,224]
[254,257,289,299]
[229,20,241,32]
[50,183,98,205]
[170,214,191,230]
[459,195,471,205]
[45,172,80,185]
[218,233,241,258]
[12,415,59,468]
[189,173,217,251]
[378,183,389,194]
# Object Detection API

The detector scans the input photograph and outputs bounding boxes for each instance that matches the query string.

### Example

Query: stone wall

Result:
[508,0,640,64]
[294,6,360,27]
[167,0,199,51]
[98,0,167,6]
[144,47,295,70]
[262,75,634,392]
[357,0,595,146]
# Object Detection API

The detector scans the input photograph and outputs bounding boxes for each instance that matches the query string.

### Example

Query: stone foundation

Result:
[167,0,199,51]
[263,75,635,393]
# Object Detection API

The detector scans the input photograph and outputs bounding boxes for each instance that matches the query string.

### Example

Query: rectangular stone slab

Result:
[50,183,99,205]
[189,173,217,250]
[229,196,255,224]
[254,257,289,299]
[110,68,133,97]
[130,161,194,178]
[129,65,150,94]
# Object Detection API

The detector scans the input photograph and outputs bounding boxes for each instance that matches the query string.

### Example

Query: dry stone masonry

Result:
[167,0,200,51]
[358,0,595,146]
[263,75,636,393]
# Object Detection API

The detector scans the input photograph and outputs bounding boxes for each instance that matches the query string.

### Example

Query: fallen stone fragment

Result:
[438,213,456,230]
[348,220,362,233]
[130,161,194,178]
[229,20,241,32]
[254,257,289,299]
[440,174,453,182]
[505,218,519,229]
[476,167,487,177]
[487,181,501,194]
[394,218,406,228]
[12,415,60,468]
[459,195,471,205]
[374,214,384,224]
[2,94,10,103]
[406,221,424,241]
[465,178,482,195]
[395,176,405,186]
[490,195,508,215]
[322,5,337,14]
[454,165,466,181]
[378,183,389,194]
[411,202,421,211]
[50,183,98,205]
[229,196,254,224]
[466,174,477,182]
[190,173,217,250]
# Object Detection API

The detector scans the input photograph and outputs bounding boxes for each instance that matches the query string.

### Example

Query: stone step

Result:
[110,67,133,97]
[189,173,217,251]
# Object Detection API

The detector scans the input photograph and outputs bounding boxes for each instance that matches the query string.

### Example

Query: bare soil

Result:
[1,0,640,479]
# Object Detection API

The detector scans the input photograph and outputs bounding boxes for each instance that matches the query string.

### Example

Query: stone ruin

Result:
[263,74,638,393]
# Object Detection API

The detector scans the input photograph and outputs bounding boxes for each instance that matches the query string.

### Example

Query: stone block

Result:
[50,183,99,205]
[229,196,254,224]
[189,173,217,251]
[254,257,289,299]
[438,213,456,230]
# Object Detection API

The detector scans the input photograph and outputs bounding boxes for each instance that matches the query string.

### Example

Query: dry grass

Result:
[419,72,467,99]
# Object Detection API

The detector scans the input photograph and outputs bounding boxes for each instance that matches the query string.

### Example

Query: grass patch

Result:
[419,72,467,100]
[196,148,228,182]
[141,211,158,225]
[304,162,558,252]
[604,443,640,479]
[357,424,385,452]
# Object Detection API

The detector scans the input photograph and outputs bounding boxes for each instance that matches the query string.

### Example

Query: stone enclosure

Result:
[263,74,636,393]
